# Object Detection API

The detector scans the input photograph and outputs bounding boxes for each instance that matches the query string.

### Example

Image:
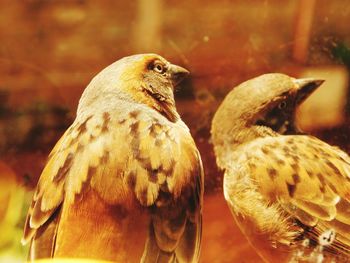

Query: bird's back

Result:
[25,101,202,262]
[53,187,149,262]
[224,135,350,262]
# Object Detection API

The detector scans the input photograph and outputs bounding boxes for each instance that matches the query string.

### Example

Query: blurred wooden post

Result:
[133,0,163,52]
[293,0,317,63]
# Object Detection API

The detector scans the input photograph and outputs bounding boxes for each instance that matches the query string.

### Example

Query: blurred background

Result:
[0,0,349,262]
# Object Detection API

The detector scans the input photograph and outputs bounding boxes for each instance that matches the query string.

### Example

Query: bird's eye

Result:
[153,63,165,74]
[278,101,287,109]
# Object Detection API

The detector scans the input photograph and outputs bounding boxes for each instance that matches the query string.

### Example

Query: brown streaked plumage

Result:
[22,54,204,263]
[211,73,350,262]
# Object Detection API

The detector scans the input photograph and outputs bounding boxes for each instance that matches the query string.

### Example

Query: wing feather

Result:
[22,114,111,245]
[235,135,350,254]
[135,116,203,263]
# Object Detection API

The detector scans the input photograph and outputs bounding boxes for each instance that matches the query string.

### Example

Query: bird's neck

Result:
[213,124,276,169]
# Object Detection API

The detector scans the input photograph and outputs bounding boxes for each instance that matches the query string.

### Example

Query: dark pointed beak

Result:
[169,64,190,86]
[293,78,325,105]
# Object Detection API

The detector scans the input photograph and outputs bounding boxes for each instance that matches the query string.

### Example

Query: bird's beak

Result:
[293,78,325,105]
[169,64,190,87]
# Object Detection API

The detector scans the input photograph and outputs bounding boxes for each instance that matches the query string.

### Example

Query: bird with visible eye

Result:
[254,81,312,135]
[152,61,167,74]
[22,54,203,263]
[278,101,287,109]
[140,58,189,122]
[211,73,350,262]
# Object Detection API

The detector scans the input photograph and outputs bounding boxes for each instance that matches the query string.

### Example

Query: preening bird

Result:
[22,54,203,263]
[211,73,350,262]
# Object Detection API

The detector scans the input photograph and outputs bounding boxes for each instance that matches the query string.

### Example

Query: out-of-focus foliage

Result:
[0,162,30,262]
[333,42,350,68]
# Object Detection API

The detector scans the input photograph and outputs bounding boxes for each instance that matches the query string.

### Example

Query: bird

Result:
[211,73,350,262]
[22,54,204,263]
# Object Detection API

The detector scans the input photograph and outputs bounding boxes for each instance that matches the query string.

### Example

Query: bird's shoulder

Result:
[42,101,200,202]
[231,135,350,201]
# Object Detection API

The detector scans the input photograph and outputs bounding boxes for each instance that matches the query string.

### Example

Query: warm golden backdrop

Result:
[0,0,349,262]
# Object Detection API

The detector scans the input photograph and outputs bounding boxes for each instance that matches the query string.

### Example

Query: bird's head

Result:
[78,54,189,122]
[251,74,324,135]
[211,73,324,161]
